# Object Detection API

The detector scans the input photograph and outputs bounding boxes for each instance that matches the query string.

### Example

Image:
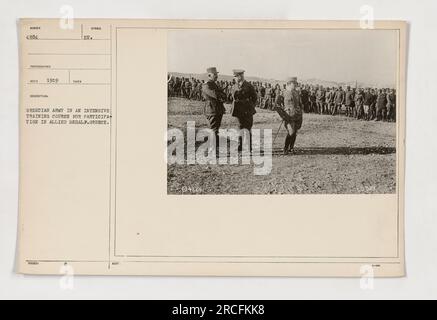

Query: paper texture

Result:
[17,19,406,276]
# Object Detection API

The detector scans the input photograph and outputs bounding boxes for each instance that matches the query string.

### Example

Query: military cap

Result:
[286,76,298,83]
[206,67,219,74]
[232,69,245,76]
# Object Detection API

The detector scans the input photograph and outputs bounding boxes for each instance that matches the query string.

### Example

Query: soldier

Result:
[376,89,388,121]
[387,88,396,122]
[325,87,332,114]
[344,86,355,117]
[315,86,325,114]
[264,83,273,110]
[355,88,365,120]
[369,88,377,120]
[363,88,373,120]
[271,84,277,109]
[309,87,317,113]
[188,78,195,100]
[202,67,226,151]
[173,77,180,97]
[281,77,303,155]
[274,84,282,108]
[196,80,203,100]
[300,85,310,113]
[180,78,187,98]
[167,74,175,97]
[333,86,345,116]
[190,79,197,100]
[275,86,284,109]
[231,69,257,152]
[258,83,266,108]
[326,87,336,114]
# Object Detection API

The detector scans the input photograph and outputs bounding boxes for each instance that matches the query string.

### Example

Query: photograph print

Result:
[167,28,399,195]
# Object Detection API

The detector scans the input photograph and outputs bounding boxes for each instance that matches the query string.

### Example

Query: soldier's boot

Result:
[283,135,291,155]
[214,133,221,157]
[289,132,297,152]
[238,135,250,153]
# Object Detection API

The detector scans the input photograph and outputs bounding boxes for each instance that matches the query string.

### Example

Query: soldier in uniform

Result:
[316,85,325,114]
[275,87,285,109]
[344,86,355,117]
[264,83,273,110]
[300,85,310,113]
[363,88,372,120]
[281,77,303,155]
[333,86,345,116]
[231,69,258,152]
[167,74,175,97]
[376,89,388,121]
[201,67,226,151]
[258,83,266,108]
[387,88,396,122]
[355,88,365,120]
[325,87,332,115]
[369,88,378,120]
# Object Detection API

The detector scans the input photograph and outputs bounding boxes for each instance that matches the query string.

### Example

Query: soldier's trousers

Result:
[331,104,339,115]
[237,116,254,151]
[264,97,272,110]
[345,103,354,117]
[387,104,395,122]
[206,114,223,149]
[316,101,323,114]
[376,107,387,121]
[284,117,303,151]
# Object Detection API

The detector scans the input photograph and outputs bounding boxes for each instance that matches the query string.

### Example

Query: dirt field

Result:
[167,97,397,194]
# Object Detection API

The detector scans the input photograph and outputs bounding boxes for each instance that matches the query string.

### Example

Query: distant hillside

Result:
[169,72,393,88]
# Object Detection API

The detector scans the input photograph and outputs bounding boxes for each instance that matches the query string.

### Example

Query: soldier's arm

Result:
[202,83,217,100]
[249,85,258,104]
[217,87,227,101]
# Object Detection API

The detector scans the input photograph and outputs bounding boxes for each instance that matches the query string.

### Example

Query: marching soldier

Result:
[202,67,226,151]
[231,69,258,152]
[281,77,303,155]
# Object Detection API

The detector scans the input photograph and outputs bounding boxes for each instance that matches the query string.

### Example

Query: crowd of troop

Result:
[168,75,397,122]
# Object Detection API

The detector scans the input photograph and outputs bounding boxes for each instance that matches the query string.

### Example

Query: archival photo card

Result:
[18,20,406,277]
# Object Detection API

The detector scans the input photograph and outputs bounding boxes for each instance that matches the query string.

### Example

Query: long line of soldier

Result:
[168,75,396,122]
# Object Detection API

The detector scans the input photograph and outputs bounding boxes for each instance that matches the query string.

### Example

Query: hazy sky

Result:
[168,29,398,87]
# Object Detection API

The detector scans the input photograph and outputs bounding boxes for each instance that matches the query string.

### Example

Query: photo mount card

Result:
[18,19,406,277]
